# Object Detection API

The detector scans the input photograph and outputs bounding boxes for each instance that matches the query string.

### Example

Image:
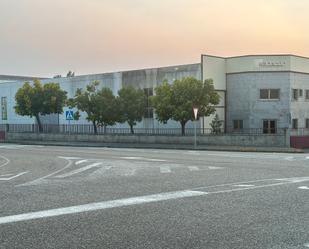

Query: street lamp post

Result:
[193,107,198,150]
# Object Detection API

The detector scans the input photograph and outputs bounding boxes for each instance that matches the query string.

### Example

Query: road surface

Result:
[0,144,308,249]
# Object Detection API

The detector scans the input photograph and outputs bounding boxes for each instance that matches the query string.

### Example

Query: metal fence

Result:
[0,124,290,136]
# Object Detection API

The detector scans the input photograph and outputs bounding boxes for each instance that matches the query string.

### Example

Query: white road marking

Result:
[3,175,309,225]
[53,162,103,178]
[0,190,207,225]
[0,172,28,181]
[89,166,113,177]
[188,166,199,171]
[284,156,294,161]
[120,156,166,162]
[298,186,309,190]
[304,243,309,247]
[58,156,81,160]
[233,184,255,187]
[208,166,223,170]
[75,160,88,165]
[306,157,309,160]
[17,157,74,186]
[0,173,14,177]
[160,166,172,174]
[0,155,10,168]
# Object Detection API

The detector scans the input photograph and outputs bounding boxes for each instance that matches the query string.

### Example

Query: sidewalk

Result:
[3,140,304,153]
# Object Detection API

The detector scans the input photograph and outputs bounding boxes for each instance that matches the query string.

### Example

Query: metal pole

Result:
[194,120,197,149]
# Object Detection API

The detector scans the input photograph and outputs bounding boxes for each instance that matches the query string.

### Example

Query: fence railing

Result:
[290,128,309,136]
[0,124,290,136]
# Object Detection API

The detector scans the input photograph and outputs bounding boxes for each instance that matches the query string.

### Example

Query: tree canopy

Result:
[70,81,118,134]
[151,77,220,135]
[117,86,145,134]
[15,79,67,131]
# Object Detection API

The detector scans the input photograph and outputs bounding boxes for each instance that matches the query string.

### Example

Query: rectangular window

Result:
[263,120,277,134]
[305,90,309,100]
[306,119,309,129]
[292,119,298,129]
[260,89,280,100]
[299,89,303,97]
[144,88,154,118]
[292,89,298,100]
[1,97,7,120]
[233,120,243,129]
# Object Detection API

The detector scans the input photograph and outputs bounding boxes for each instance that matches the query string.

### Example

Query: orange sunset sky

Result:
[1,0,308,77]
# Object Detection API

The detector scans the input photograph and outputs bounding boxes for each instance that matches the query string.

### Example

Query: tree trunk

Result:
[92,121,97,135]
[129,123,134,134]
[35,114,43,132]
[181,121,186,136]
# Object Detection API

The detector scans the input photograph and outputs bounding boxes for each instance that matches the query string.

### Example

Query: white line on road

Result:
[0,172,28,181]
[160,166,172,173]
[188,166,199,171]
[233,184,255,187]
[0,155,10,168]
[17,157,74,186]
[75,160,88,165]
[54,162,103,178]
[0,190,207,225]
[304,243,309,248]
[208,166,223,170]
[120,156,166,162]
[298,186,309,190]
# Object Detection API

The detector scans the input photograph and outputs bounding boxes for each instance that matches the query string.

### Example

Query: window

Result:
[1,97,7,120]
[306,119,309,129]
[306,90,309,100]
[299,89,303,97]
[144,88,154,118]
[263,120,277,134]
[292,119,298,129]
[260,89,280,100]
[233,120,243,129]
[292,89,298,100]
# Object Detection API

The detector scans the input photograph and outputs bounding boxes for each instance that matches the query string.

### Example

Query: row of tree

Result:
[14,77,220,135]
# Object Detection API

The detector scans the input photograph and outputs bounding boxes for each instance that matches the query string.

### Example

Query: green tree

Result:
[210,114,223,134]
[70,81,118,134]
[151,77,220,135]
[15,79,67,132]
[117,86,145,134]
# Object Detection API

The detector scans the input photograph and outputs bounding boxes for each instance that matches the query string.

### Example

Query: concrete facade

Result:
[1,54,309,133]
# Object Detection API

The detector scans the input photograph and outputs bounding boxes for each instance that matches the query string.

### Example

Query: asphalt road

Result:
[0,144,308,249]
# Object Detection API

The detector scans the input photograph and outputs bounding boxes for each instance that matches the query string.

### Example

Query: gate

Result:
[0,131,5,141]
[290,136,309,149]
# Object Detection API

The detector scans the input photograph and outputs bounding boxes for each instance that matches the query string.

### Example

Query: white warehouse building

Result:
[1,54,309,133]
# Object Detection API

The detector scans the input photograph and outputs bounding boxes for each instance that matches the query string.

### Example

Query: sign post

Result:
[65,110,74,134]
[193,107,198,150]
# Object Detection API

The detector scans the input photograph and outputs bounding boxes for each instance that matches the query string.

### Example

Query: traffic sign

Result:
[66,110,74,120]
[193,107,198,120]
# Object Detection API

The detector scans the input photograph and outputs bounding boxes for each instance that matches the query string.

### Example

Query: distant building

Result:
[1,54,309,132]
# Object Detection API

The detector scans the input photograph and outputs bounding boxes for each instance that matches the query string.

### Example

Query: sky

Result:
[1,0,309,77]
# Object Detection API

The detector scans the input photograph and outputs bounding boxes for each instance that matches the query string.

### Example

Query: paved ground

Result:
[0,144,308,249]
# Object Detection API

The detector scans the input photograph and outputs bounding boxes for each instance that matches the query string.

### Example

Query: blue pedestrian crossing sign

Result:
[65,110,74,120]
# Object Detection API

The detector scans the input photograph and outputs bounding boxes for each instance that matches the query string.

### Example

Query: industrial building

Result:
[1,54,309,133]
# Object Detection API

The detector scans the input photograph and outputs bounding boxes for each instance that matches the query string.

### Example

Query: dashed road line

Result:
[188,166,199,171]
[298,186,309,190]
[160,166,172,174]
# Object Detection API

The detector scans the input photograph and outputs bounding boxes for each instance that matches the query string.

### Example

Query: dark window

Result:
[292,89,298,100]
[299,89,303,97]
[306,90,309,100]
[306,119,309,129]
[263,120,277,134]
[292,119,298,129]
[144,88,154,118]
[233,120,243,129]
[260,89,280,99]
